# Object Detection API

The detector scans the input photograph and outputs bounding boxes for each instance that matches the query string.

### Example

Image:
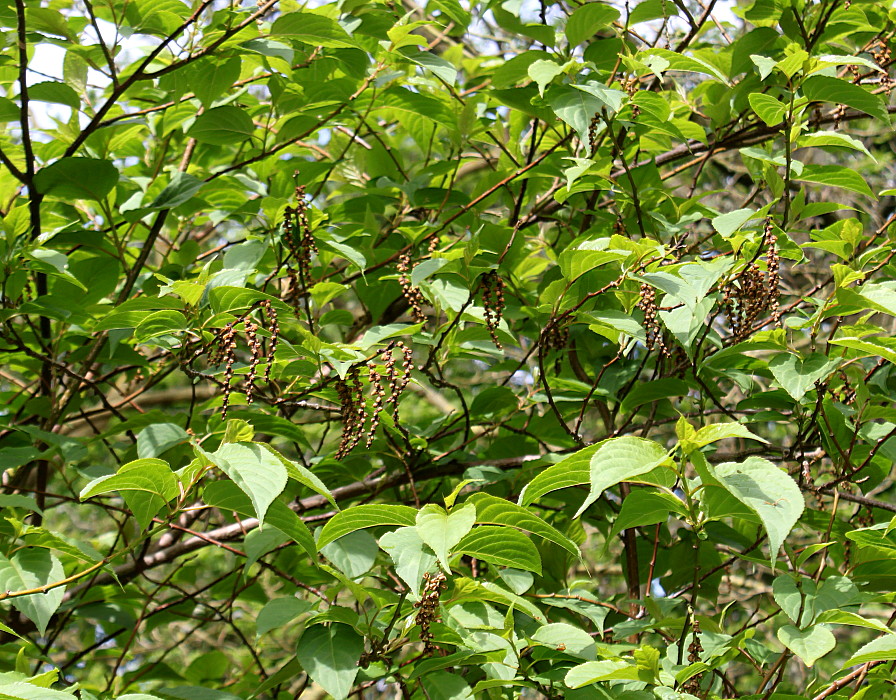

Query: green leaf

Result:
[748,93,787,126]
[768,352,839,401]
[796,164,876,199]
[379,527,437,596]
[317,504,418,549]
[518,446,596,507]
[575,436,669,517]
[295,623,364,700]
[0,549,65,635]
[80,458,178,529]
[0,682,77,700]
[259,444,336,507]
[28,80,80,109]
[191,56,241,108]
[772,574,807,625]
[692,422,768,448]
[607,490,688,542]
[528,60,564,97]
[712,208,756,237]
[33,157,118,202]
[531,622,596,659]
[777,624,835,666]
[188,106,255,145]
[201,443,288,527]
[271,12,359,48]
[320,530,378,579]
[547,85,608,140]
[202,481,315,557]
[708,457,804,566]
[565,3,620,46]
[842,634,896,669]
[136,422,189,458]
[453,526,542,574]
[803,75,889,123]
[466,492,580,556]
[147,171,206,210]
[564,660,645,688]
[416,503,477,569]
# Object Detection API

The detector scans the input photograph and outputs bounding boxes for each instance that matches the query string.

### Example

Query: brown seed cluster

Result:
[621,76,641,118]
[637,283,669,356]
[209,301,280,418]
[397,253,427,324]
[723,220,781,343]
[542,316,570,351]
[335,342,414,459]
[588,113,601,157]
[683,617,704,693]
[282,186,318,316]
[871,40,894,94]
[482,271,505,349]
[414,571,447,655]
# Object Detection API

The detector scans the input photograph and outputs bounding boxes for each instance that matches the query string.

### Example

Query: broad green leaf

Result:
[519,445,598,507]
[803,75,889,123]
[528,60,564,97]
[772,574,807,625]
[453,526,542,574]
[188,106,255,145]
[317,505,418,549]
[565,3,620,46]
[709,457,804,565]
[564,660,645,688]
[28,80,80,109]
[0,682,77,700]
[379,526,437,596]
[80,458,178,529]
[147,172,205,210]
[842,635,896,667]
[778,625,837,668]
[271,12,359,48]
[607,490,688,542]
[203,481,315,557]
[295,623,364,700]
[692,422,768,448]
[466,492,580,556]
[191,55,241,108]
[749,93,786,126]
[0,549,65,635]
[575,436,669,517]
[416,503,477,569]
[33,158,118,201]
[816,609,894,634]
[531,623,596,659]
[320,530,378,579]
[202,443,288,527]
[712,208,756,237]
[136,422,189,458]
[768,353,839,401]
[260,444,336,507]
[796,164,875,199]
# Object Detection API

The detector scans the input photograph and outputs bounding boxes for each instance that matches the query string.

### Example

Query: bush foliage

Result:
[2,0,896,698]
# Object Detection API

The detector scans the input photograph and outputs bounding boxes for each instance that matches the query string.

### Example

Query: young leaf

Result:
[416,503,477,569]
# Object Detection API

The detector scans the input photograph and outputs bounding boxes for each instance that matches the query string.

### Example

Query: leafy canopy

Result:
[1,0,896,698]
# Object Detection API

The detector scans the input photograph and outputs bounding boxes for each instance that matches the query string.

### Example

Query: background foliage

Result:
[2,0,896,697]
